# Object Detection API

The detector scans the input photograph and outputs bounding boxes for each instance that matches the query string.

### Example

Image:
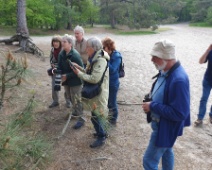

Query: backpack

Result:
[119,54,125,78]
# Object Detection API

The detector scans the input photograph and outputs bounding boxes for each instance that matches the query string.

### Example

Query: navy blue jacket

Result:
[204,50,212,85]
[150,64,190,147]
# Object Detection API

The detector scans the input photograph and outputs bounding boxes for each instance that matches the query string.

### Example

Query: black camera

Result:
[54,69,62,91]
[143,93,152,102]
[47,68,53,76]
[143,93,152,123]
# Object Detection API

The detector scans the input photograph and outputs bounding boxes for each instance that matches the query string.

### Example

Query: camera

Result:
[143,93,152,123]
[143,93,152,102]
[47,68,53,76]
[54,69,62,91]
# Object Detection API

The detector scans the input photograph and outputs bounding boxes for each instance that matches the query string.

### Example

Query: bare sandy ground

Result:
[1,23,212,170]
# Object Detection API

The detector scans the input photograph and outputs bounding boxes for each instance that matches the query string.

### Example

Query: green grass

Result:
[189,22,212,27]
[0,24,172,37]
[0,26,16,36]
[116,30,157,35]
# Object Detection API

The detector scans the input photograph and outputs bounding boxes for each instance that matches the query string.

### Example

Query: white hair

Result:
[62,34,75,46]
[74,25,84,35]
[87,37,103,51]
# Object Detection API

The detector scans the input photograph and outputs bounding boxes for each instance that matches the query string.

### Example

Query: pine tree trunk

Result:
[16,0,29,36]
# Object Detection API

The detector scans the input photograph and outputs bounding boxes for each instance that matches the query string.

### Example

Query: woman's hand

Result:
[72,67,79,74]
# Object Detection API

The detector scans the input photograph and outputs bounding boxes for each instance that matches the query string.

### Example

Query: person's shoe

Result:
[109,119,117,125]
[49,102,59,108]
[66,103,71,108]
[71,112,79,118]
[90,137,106,148]
[194,119,203,126]
[72,121,84,129]
[93,133,109,138]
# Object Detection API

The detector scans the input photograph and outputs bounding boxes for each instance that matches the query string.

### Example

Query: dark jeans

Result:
[198,78,212,120]
[108,83,119,121]
[91,112,106,137]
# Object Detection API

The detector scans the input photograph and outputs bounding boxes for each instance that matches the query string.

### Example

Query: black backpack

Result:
[119,54,125,78]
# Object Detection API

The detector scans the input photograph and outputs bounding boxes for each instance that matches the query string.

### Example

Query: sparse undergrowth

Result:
[0,51,52,170]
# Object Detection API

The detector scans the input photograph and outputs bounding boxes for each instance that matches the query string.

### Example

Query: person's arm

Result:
[78,58,107,84]
[199,44,212,64]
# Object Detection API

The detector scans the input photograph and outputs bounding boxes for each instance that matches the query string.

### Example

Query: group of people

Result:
[47,25,212,169]
[47,25,121,148]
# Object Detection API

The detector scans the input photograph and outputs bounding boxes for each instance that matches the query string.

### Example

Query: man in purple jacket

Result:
[142,39,190,170]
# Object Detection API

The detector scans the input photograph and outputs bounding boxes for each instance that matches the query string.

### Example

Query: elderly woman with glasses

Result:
[72,37,110,148]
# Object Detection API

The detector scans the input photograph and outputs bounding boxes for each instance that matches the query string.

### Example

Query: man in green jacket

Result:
[57,34,84,129]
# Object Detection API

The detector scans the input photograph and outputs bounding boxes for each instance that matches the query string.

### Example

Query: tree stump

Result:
[0,33,45,61]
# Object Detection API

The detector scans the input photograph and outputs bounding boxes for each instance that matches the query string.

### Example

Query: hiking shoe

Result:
[194,119,203,126]
[90,137,106,148]
[66,103,71,108]
[72,121,84,129]
[93,133,109,138]
[109,119,117,125]
[49,102,59,108]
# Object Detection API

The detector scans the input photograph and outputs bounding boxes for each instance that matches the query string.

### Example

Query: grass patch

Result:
[189,22,212,27]
[0,26,16,36]
[116,30,157,35]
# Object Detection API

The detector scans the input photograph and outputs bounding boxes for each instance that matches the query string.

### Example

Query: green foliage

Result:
[190,0,212,22]
[0,0,16,26]
[189,22,212,27]
[205,7,212,25]
[1,0,212,31]
[27,0,55,28]
[0,51,30,109]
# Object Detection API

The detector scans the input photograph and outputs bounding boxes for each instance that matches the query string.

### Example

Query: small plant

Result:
[0,50,29,110]
[0,95,53,170]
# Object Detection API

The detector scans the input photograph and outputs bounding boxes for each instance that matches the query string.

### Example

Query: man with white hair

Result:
[142,39,190,169]
[74,25,88,68]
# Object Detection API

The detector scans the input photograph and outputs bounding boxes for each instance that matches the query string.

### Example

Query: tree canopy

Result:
[0,0,212,30]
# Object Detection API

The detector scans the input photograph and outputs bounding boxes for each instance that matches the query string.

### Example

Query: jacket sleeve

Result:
[78,58,107,84]
[57,53,62,71]
[150,79,190,122]
[49,48,53,65]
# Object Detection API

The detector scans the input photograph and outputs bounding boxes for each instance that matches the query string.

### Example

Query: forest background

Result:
[1,0,212,31]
